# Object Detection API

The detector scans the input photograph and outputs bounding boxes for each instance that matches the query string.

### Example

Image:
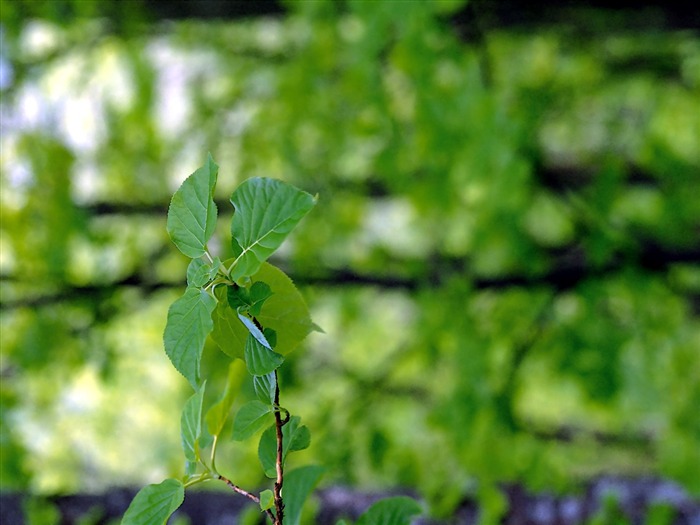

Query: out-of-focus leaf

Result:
[283,466,325,525]
[259,489,274,511]
[206,360,247,437]
[355,496,422,525]
[181,381,206,464]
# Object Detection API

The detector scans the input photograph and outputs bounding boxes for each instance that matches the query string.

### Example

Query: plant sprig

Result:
[121,154,423,525]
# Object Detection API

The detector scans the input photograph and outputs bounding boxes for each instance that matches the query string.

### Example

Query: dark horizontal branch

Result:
[0,275,178,310]
[2,240,698,311]
[79,163,671,217]
[525,422,655,451]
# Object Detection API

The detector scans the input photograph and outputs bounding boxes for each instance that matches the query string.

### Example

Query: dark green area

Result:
[1,0,698,521]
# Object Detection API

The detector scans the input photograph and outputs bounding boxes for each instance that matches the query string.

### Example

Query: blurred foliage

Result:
[1,0,699,520]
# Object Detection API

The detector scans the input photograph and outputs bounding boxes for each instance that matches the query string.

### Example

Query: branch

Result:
[217,475,275,522]
[273,370,285,525]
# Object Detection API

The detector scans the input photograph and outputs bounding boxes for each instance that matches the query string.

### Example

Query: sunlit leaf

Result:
[229,177,316,281]
[167,153,218,258]
[211,263,316,358]
[164,287,216,389]
[121,479,185,525]
[252,263,318,355]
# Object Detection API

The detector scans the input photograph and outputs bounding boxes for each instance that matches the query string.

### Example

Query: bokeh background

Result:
[1,0,699,522]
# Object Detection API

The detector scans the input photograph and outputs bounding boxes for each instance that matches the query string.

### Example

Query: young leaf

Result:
[232,400,273,441]
[248,281,273,316]
[227,285,250,312]
[229,177,316,281]
[283,466,325,525]
[355,496,422,525]
[164,287,217,389]
[181,381,207,464]
[259,489,274,511]
[258,416,309,478]
[121,478,185,525]
[244,333,284,376]
[186,258,210,287]
[167,153,218,258]
[206,360,247,437]
[253,373,276,404]
[226,281,273,316]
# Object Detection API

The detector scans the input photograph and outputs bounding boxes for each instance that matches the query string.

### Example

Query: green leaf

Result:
[181,381,207,464]
[167,153,219,258]
[227,281,273,317]
[288,424,311,452]
[258,416,309,478]
[355,497,422,525]
[164,287,217,389]
[229,177,316,281]
[245,333,284,376]
[211,263,316,358]
[206,360,247,437]
[283,466,325,525]
[253,373,276,404]
[259,489,274,511]
[121,478,185,525]
[232,400,273,441]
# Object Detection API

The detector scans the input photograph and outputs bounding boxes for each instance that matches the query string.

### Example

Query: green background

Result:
[1,0,699,520]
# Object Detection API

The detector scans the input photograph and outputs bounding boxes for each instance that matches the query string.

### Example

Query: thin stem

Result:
[183,472,212,489]
[204,250,214,264]
[218,474,276,523]
[273,370,285,525]
[210,434,219,474]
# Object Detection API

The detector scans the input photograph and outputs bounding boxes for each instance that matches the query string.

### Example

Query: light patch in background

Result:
[362,197,432,258]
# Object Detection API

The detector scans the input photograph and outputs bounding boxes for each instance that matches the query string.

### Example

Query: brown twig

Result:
[217,474,276,522]
[273,370,285,525]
